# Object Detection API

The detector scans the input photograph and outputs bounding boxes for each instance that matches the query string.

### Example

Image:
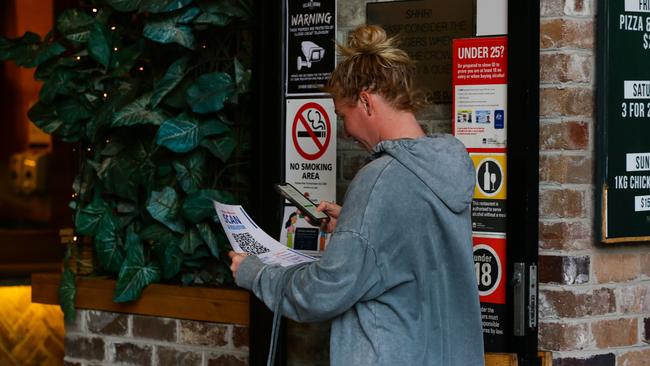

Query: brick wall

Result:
[63,310,248,366]
[539,0,650,365]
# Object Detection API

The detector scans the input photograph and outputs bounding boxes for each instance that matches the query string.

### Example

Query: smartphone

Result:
[274,183,329,223]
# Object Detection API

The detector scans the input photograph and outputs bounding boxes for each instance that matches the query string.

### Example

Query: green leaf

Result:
[31,42,66,67]
[112,40,144,75]
[75,196,110,235]
[180,227,203,254]
[196,222,219,257]
[197,0,249,19]
[234,58,251,95]
[161,240,183,278]
[193,12,231,26]
[27,102,63,134]
[113,233,161,302]
[199,118,230,137]
[147,187,185,233]
[88,22,115,67]
[57,97,92,125]
[95,214,126,273]
[112,93,167,127]
[39,69,75,104]
[156,114,200,153]
[57,9,94,43]
[173,150,204,194]
[181,189,234,223]
[143,7,199,49]
[186,72,235,113]
[58,268,77,323]
[106,0,143,12]
[141,0,193,13]
[150,55,190,108]
[200,135,236,162]
[140,223,176,244]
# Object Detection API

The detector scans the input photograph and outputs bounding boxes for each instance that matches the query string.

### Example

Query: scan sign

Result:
[286,0,336,96]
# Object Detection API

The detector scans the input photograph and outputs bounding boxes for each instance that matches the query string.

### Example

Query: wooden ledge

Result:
[31,272,250,325]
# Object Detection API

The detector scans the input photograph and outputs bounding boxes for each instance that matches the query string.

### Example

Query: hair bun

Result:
[345,25,391,56]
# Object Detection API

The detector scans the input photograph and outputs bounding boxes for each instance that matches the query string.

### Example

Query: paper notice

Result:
[213,201,316,267]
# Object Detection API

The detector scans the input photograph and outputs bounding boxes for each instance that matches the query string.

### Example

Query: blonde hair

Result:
[325,25,421,112]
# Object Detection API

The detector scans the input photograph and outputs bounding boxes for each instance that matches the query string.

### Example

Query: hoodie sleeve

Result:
[235,230,382,322]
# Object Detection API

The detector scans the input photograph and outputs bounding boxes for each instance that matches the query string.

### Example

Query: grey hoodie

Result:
[236,134,484,365]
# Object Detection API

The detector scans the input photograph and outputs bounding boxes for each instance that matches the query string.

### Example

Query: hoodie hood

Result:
[371,134,475,213]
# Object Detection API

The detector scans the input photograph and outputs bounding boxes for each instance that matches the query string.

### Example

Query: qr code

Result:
[232,233,270,255]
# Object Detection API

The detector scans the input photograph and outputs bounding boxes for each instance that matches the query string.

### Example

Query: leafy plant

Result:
[1,0,252,322]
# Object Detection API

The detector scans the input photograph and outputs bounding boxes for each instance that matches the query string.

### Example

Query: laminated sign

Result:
[282,98,336,255]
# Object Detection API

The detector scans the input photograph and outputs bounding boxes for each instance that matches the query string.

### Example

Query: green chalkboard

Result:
[597,0,650,242]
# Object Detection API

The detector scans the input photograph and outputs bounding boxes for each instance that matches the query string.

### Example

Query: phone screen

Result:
[275,183,328,221]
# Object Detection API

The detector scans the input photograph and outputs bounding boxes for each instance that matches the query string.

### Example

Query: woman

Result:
[230,25,483,366]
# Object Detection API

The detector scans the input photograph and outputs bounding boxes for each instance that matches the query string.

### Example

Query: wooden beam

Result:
[32,272,250,325]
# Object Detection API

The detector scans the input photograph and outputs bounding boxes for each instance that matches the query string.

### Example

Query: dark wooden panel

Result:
[32,272,250,325]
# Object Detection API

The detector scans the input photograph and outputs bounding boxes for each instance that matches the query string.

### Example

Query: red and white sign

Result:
[285,99,336,204]
[292,102,332,160]
[473,235,506,304]
[452,36,508,152]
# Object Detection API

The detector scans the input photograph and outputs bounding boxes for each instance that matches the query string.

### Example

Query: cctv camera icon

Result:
[297,41,324,71]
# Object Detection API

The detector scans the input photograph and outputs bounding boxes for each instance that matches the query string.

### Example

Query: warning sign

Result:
[474,234,507,350]
[292,102,331,160]
[471,154,506,200]
[471,153,507,234]
[285,99,336,203]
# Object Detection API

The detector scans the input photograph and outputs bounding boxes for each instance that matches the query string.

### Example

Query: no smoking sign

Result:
[285,99,336,204]
[292,102,331,160]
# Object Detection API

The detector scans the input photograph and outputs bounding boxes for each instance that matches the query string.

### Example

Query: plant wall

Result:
[0,0,252,321]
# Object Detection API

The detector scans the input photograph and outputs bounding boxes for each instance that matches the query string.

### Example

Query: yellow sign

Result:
[471,153,507,200]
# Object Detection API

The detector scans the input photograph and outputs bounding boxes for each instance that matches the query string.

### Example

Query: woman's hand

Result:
[316,200,341,233]
[228,251,248,280]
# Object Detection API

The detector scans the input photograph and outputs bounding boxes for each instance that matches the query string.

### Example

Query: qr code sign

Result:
[232,233,270,255]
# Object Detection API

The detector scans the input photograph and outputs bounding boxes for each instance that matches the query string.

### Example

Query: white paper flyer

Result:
[213,201,317,267]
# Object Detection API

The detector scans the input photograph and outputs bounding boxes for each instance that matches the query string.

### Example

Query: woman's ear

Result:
[359,91,372,116]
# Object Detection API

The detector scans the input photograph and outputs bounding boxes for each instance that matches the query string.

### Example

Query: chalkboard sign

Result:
[597,0,650,243]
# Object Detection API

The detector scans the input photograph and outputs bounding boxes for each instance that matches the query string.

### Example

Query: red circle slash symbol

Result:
[292,102,331,160]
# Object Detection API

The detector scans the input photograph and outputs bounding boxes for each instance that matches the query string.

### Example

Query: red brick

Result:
[552,353,615,366]
[179,320,228,347]
[540,155,592,184]
[86,311,128,336]
[541,19,594,50]
[132,315,177,342]
[539,321,591,351]
[539,221,592,250]
[232,326,249,350]
[539,255,589,285]
[113,342,152,366]
[617,349,650,366]
[564,0,592,16]
[540,53,592,84]
[540,0,564,17]
[539,189,585,219]
[593,253,640,283]
[207,354,248,366]
[540,120,589,151]
[641,254,650,277]
[540,87,593,118]
[64,335,104,361]
[157,346,202,366]
[619,284,650,314]
[592,318,638,348]
[539,288,615,318]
